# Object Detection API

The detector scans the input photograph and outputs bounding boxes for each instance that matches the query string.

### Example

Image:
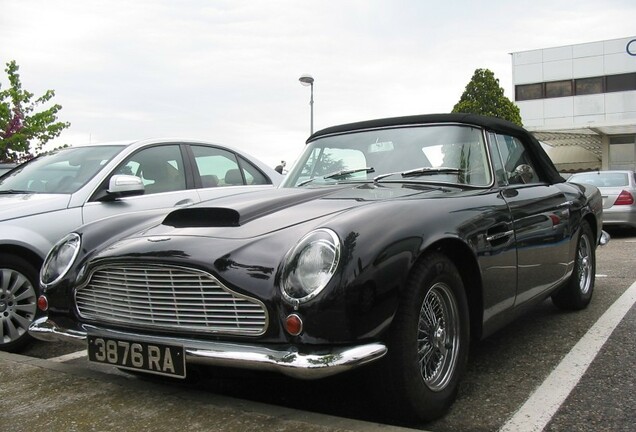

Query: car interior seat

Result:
[142,160,185,194]
[224,169,243,186]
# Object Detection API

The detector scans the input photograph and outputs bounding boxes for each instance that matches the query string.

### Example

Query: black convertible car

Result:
[30,114,606,422]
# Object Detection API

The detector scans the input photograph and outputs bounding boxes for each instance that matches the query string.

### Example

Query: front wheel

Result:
[380,252,470,422]
[552,220,595,310]
[0,253,39,352]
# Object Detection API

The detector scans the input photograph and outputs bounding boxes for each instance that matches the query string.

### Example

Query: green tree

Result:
[452,68,522,126]
[0,60,70,163]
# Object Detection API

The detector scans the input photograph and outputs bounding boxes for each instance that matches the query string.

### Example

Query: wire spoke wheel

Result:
[417,282,460,391]
[576,233,593,295]
[551,220,595,311]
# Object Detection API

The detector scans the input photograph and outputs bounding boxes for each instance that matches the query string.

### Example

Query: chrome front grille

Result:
[75,264,267,335]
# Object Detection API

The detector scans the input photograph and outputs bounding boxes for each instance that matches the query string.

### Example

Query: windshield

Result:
[0,145,125,194]
[569,172,630,188]
[282,124,492,188]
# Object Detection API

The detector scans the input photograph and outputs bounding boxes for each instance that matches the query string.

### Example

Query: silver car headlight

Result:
[40,233,81,287]
[281,228,341,304]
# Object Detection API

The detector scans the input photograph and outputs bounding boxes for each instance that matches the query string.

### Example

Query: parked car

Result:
[0,138,282,352]
[0,163,17,176]
[30,114,606,422]
[567,170,636,229]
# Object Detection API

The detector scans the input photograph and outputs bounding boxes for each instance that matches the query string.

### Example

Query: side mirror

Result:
[511,164,534,184]
[104,174,145,199]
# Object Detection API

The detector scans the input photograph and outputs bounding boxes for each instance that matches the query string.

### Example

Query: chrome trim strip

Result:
[29,317,387,379]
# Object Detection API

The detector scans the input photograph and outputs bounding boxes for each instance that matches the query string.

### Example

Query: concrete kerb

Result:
[1,350,424,432]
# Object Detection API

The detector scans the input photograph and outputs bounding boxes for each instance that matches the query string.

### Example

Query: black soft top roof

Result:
[308,113,564,184]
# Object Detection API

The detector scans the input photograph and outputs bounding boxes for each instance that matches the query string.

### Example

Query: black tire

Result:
[552,221,596,310]
[0,253,39,352]
[380,252,470,422]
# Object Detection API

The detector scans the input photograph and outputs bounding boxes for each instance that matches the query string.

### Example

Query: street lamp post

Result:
[299,74,314,135]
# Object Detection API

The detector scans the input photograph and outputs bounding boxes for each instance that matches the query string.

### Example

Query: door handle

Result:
[175,199,195,207]
[486,230,514,242]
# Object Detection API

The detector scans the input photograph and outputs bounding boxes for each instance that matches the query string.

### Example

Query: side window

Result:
[191,145,244,187]
[238,156,271,185]
[491,134,539,184]
[119,145,186,194]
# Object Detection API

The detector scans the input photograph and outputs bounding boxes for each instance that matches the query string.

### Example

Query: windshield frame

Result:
[281,123,494,189]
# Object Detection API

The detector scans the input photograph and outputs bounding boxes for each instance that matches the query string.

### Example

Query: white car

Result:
[567,170,636,230]
[0,138,282,351]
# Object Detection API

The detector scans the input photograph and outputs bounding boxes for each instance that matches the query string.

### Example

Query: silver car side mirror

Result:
[108,174,145,195]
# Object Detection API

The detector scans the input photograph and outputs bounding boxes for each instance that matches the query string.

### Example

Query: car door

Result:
[81,144,200,224]
[489,133,573,306]
[188,144,275,202]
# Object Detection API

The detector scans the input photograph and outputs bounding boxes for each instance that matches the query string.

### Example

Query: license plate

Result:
[87,335,186,378]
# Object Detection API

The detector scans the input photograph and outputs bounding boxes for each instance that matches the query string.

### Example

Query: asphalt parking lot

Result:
[5,228,636,432]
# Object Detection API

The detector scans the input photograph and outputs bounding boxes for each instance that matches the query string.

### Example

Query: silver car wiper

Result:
[0,189,33,194]
[374,167,462,183]
[297,167,375,186]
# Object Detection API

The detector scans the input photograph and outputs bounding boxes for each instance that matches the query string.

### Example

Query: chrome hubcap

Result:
[0,268,37,345]
[417,282,460,391]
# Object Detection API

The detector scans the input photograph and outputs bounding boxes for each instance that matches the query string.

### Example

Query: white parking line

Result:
[499,280,636,432]
[48,350,87,363]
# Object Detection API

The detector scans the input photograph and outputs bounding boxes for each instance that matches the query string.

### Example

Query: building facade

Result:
[512,36,636,172]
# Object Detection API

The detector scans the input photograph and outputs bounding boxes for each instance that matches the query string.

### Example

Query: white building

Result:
[511,36,636,172]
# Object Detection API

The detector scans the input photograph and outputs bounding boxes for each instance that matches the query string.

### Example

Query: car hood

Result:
[0,193,71,222]
[140,183,452,240]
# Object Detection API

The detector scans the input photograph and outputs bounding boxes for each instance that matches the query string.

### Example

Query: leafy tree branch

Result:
[0,60,70,163]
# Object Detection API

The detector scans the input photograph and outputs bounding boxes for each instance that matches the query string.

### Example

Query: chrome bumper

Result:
[29,317,387,379]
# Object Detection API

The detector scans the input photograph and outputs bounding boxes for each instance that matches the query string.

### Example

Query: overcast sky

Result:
[1,0,635,168]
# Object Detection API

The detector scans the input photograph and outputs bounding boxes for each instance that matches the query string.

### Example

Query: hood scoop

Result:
[163,208,240,228]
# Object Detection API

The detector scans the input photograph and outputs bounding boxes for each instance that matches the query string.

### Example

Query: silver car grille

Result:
[75,264,268,336]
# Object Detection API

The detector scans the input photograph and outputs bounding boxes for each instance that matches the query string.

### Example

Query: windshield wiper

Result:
[374,167,463,183]
[297,167,375,186]
[402,167,462,177]
[0,189,33,194]
[323,167,375,180]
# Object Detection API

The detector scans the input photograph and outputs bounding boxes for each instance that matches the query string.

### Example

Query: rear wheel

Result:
[552,220,595,310]
[380,252,470,422]
[0,253,39,352]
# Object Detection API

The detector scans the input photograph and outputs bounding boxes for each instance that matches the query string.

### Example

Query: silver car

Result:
[0,163,17,176]
[567,170,636,229]
[0,138,282,351]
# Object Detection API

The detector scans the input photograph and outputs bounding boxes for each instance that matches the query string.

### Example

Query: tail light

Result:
[615,190,634,205]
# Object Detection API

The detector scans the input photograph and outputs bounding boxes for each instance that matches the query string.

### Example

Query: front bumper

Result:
[29,317,387,379]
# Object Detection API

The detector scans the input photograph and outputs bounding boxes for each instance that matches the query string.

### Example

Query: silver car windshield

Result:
[0,146,125,194]
[282,124,492,188]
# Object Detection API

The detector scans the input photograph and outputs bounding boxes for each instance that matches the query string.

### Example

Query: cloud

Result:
[1,0,635,167]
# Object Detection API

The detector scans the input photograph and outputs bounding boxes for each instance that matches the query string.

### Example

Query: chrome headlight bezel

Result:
[281,228,341,304]
[40,232,81,288]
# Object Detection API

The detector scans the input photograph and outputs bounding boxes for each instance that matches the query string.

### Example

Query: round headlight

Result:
[281,228,340,304]
[40,233,81,287]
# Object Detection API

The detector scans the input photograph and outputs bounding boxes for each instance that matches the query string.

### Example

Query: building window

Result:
[515,83,543,101]
[545,80,573,98]
[516,72,636,101]
[606,73,636,93]
[575,77,604,95]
